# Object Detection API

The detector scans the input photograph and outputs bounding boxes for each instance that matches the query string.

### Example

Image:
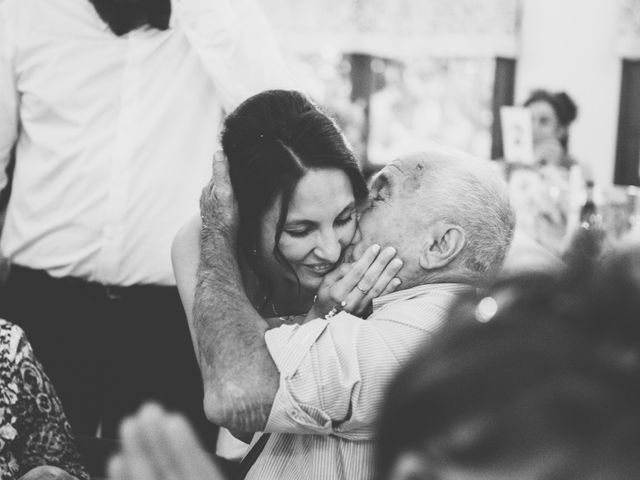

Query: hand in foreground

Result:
[308,244,403,320]
[18,466,78,480]
[108,403,226,480]
[200,151,239,239]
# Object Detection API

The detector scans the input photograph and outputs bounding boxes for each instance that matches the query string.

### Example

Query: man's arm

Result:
[171,0,294,112]
[174,154,279,433]
[0,2,19,196]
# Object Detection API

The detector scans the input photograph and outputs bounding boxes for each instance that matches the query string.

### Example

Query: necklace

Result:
[259,294,280,317]
[269,298,280,317]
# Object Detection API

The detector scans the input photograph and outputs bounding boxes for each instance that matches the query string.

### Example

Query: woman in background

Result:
[508,89,591,256]
[0,319,88,480]
[525,89,579,170]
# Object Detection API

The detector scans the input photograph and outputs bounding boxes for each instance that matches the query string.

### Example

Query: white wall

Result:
[516,0,622,186]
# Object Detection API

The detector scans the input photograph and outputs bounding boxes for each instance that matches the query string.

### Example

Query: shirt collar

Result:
[372,282,475,313]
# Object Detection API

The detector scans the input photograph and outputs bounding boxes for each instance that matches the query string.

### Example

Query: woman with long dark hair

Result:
[173,90,402,323]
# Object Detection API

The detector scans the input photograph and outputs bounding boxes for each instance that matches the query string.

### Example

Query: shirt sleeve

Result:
[170,0,296,112]
[263,312,411,441]
[0,1,19,194]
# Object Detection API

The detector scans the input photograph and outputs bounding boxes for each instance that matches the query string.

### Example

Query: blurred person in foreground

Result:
[0,319,88,480]
[0,0,292,446]
[173,146,515,479]
[376,246,640,480]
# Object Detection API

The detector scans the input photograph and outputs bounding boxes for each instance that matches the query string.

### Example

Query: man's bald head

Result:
[353,148,515,286]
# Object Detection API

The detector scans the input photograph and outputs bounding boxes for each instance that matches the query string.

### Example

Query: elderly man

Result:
[173,148,515,480]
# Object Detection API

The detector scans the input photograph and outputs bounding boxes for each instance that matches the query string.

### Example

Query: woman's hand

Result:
[308,244,403,320]
[199,151,239,240]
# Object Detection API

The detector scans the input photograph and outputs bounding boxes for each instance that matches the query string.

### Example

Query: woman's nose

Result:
[314,229,342,263]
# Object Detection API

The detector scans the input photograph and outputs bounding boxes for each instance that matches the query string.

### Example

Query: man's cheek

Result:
[348,242,368,263]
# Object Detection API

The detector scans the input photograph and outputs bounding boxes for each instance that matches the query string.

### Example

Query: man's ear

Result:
[419,223,466,270]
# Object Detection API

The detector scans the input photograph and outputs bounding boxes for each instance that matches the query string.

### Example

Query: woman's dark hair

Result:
[524,89,578,149]
[375,247,640,480]
[221,90,368,300]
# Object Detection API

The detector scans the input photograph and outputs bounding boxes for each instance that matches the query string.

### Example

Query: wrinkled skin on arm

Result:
[190,152,280,432]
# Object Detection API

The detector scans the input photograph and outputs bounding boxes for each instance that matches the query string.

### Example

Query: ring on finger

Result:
[325,300,348,319]
[356,284,369,295]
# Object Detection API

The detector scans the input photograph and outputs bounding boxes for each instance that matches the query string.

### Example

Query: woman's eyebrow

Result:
[284,219,315,227]
[286,200,357,224]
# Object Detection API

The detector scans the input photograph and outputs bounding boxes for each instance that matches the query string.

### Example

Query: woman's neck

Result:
[239,255,316,317]
[268,279,316,317]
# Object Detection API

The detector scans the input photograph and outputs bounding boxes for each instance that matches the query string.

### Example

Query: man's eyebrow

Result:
[370,172,390,190]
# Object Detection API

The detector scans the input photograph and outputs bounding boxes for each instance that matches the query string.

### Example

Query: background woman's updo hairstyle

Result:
[524,89,578,149]
[221,89,368,294]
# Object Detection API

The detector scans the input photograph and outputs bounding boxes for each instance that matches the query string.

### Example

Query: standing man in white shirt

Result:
[0,0,292,447]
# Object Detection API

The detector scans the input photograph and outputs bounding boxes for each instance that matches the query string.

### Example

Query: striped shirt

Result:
[246,283,474,480]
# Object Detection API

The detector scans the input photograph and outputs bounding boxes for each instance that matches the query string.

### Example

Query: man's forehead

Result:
[381,154,428,175]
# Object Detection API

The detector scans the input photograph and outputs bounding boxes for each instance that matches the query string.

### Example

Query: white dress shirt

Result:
[249,283,474,480]
[0,0,292,285]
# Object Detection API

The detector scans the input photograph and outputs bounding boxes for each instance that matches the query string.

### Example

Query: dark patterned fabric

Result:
[0,319,88,480]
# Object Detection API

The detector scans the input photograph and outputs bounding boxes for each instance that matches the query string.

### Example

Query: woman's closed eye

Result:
[334,213,355,227]
[285,227,312,238]
[284,210,355,238]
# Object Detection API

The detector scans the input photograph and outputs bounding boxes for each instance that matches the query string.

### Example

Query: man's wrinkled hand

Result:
[199,151,239,240]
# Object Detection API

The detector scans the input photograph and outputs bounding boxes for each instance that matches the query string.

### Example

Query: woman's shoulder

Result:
[171,216,202,261]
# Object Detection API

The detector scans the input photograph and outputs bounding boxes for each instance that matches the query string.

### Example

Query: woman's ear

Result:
[419,223,466,270]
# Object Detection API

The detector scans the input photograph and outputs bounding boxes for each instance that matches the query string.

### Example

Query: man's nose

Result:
[314,229,342,263]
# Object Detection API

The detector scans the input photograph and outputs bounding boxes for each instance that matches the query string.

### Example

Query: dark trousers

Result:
[0,264,218,451]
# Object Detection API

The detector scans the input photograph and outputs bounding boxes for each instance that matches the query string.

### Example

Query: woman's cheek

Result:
[278,236,312,263]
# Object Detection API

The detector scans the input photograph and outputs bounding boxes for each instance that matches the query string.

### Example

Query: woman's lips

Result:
[304,263,334,275]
